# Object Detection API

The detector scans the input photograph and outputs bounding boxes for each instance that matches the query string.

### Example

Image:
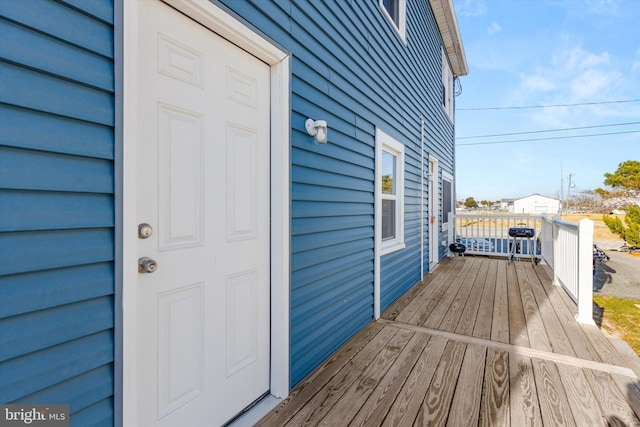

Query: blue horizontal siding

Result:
[0,1,115,424]
[71,398,113,427]
[0,0,113,57]
[291,251,374,289]
[0,18,114,91]
[0,190,114,232]
[14,365,113,414]
[0,330,113,403]
[221,0,457,388]
[0,61,114,126]
[0,263,113,318]
[1,296,113,362]
[0,147,113,193]
[0,228,114,276]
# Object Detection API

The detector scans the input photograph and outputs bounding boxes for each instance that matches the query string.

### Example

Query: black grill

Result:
[508,227,535,238]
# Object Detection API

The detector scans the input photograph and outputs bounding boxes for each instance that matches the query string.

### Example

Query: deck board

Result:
[445,343,486,426]
[258,257,640,427]
[508,352,543,426]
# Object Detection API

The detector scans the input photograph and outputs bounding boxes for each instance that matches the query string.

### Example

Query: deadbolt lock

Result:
[138,223,153,239]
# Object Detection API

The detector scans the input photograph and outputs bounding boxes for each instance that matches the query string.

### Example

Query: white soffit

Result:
[430,0,468,76]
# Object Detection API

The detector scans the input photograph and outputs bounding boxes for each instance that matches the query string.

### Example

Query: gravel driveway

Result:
[593,241,640,301]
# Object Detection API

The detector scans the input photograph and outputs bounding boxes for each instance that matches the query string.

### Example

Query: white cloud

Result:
[569,68,620,100]
[456,0,487,17]
[487,21,501,35]
[520,73,555,92]
[563,47,610,71]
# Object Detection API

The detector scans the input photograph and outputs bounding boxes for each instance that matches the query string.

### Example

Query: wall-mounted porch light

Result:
[305,118,328,144]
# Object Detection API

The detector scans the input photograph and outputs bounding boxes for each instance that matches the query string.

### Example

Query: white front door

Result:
[135,1,270,425]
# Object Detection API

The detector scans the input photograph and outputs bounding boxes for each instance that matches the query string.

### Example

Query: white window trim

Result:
[442,171,454,231]
[442,47,454,121]
[375,128,405,256]
[379,0,407,42]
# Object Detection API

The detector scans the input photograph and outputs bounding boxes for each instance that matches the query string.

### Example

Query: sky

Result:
[452,0,640,203]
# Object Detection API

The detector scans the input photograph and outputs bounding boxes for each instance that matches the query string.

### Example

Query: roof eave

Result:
[430,0,468,76]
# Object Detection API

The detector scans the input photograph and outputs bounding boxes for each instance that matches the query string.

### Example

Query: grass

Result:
[562,213,625,242]
[593,295,640,356]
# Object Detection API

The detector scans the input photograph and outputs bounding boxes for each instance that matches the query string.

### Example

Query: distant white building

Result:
[510,194,560,214]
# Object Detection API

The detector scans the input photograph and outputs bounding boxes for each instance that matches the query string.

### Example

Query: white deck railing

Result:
[452,213,594,324]
[541,215,594,324]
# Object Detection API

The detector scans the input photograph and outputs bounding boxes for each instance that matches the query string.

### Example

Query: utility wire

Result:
[458,98,640,111]
[456,129,640,146]
[457,121,640,139]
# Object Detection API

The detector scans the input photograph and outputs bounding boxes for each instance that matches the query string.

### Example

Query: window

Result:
[376,128,405,255]
[442,48,454,120]
[379,0,407,41]
[442,172,453,230]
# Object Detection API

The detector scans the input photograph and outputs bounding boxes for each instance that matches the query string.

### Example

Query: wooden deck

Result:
[257,257,640,426]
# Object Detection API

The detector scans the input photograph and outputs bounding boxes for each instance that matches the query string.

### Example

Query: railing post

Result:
[576,218,595,324]
[552,215,561,287]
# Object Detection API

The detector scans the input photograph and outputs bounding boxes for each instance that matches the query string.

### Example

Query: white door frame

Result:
[428,155,439,269]
[121,1,290,424]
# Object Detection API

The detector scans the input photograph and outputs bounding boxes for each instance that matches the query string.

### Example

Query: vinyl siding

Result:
[220,0,456,388]
[0,0,115,425]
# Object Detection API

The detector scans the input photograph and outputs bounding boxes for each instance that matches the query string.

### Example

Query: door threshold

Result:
[224,393,281,427]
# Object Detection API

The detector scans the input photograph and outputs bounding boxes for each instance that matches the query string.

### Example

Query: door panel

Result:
[136,2,271,425]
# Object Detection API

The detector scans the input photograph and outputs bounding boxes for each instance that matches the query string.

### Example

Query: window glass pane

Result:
[382,0,399,25]
[382,199,396,240]
[442,179,452,224]
[381,150,395,195]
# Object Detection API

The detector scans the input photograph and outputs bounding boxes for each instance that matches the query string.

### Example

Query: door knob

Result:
[138,257,158,273]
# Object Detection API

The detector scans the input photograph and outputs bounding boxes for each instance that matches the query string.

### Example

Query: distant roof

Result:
[430,0,468,76]
[515,193,561,202]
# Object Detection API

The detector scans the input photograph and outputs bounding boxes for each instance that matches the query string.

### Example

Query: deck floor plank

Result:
[507,262,529,348]
[393,259,470,325]
[515,262,552,352]
[508,352,543,426]
[381,335,449,427]
[316,328,415,427]
[533,264,604,362]
[453,256,487,336]
[348,332,432,427]
[555,364,604,426]
[531,357,577,427]
[438,257,483,333]
[421,260,477,329]
[491,260,510,343]
[258,257,640,427]
[479,347,510,426]
[283,326,400,427]
[583,369,640,426]
[611,373,640,421]
[473,259,499,340]
[416,340,467,427]
[522,263,577,357]
[383,259,458,322]
[445,343,487,427]
[255,321,387,427]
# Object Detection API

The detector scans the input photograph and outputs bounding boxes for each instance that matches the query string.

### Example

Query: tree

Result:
[604,160,640,191]
[464,197,478,208]
[602,161,640,248]
[625,205,640,248]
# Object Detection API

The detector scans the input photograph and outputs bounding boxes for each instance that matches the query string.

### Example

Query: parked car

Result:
[459,238,495,252]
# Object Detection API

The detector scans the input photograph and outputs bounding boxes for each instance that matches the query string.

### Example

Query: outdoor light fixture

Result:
[305,118,328,144]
